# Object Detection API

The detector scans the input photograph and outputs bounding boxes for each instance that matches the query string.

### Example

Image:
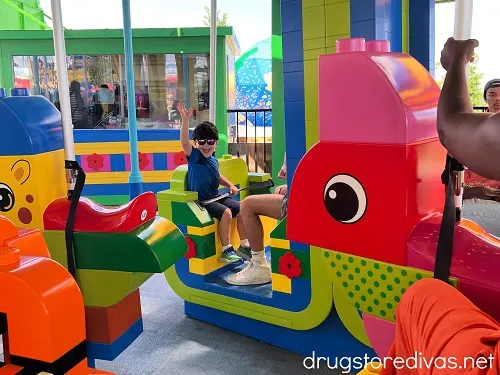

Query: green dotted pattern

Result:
[323,250,458,322]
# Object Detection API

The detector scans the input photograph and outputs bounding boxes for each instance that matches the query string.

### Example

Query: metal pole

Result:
[118,55,125,118]
[83,55,88,108]
[122,0,143,200]
[209,0,217,123]
[452,0,474,217]
[50,0,76,190]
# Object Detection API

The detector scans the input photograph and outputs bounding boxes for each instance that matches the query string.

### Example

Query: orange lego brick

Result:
[85,289,142,344]
[4,228,50,259]
[0,363,24,374]
[0,254,86,363]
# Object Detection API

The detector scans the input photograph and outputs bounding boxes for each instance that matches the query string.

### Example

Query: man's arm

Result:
[178,102,193,157]
[437,40,500,180]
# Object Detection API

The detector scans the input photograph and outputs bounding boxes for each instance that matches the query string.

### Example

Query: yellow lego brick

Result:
[306,119,319,151]
[272,273,292,294]
[304,47,327,62]
[248,172,271,182]
[326,1,350,37]
[187,224,216,236]
[326,0,349,4]
[270,238,290,250]
[326,34,351,51]
[304,37,327,51]
[189,255,227,275]
[303,0,324,8]
[303,6,326,40]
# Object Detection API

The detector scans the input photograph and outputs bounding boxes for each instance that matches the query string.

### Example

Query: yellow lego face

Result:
[0,150,66,229]
[0,158,35,226]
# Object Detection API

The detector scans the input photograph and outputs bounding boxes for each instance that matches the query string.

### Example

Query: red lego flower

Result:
[174,151,187,166]
[278,252,302,279]
[138,152,150,170]
[185,237,196,259]
[87,153,104,172]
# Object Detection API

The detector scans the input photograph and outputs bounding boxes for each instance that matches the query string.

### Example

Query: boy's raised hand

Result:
[178,102,193,120]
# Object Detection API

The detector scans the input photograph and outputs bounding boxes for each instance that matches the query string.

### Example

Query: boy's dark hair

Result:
[192,121,218,141]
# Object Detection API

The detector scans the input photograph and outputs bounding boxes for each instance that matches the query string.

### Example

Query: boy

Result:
[178,102,251,263]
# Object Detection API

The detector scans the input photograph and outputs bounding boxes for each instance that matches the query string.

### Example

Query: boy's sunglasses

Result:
[197,139,216,145]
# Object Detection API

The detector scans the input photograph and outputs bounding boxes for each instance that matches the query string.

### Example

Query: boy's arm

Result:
[219,175,238,195]
[178,102,193,157]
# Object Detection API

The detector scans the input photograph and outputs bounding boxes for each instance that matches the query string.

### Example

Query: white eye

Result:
[0,183,15,212]
[323,174,367,224]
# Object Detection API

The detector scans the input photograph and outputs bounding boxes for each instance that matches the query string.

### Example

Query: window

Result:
[12,53,210,130]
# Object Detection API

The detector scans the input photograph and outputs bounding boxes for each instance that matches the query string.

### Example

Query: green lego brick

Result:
[42,230,68,269]
[188,232,216,259]
[271,247,311,280]
[172,201,214,227]
[72,216,187,273]
[157,189,198,202]
[322,250,458,322]
[158,198,172,221]
[326,2,350,37]
[77,269,152,308]
[303,5,326,40]
[170,165,188,191]
[271,217,287,240]
[248,172,271,182]
[303,0,324,8]
[304,37,327,51]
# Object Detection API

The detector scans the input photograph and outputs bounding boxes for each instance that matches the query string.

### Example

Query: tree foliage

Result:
[436,54,486,107]
[203,5,229,26]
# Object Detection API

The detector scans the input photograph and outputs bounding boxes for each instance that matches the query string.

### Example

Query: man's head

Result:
[484,79,500,113]
[193,121,218,158]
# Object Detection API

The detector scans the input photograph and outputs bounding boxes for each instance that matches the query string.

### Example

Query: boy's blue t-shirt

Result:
[187,146,220,200]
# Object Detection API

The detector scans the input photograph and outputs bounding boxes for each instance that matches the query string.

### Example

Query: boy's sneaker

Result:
[220,246,242,264]
[225,260,271,285]
[237,246,252,261]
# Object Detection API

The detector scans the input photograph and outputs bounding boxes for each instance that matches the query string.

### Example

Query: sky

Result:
[435,0,499,88]
[38,0,272,53]
[38,0,497,87]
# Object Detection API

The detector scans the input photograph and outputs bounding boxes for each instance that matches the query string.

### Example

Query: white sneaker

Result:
[225,260,272,285]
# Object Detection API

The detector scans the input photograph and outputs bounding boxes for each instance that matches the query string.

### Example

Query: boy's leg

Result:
[217,197,251,260]
[226,194,284,286]
[380,278,500,374]
[204,201,242,264]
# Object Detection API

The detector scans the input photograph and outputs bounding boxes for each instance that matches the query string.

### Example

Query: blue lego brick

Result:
[153,153,168,170]
[283,72,305,102]
[0,96,64,156]
[285,131,306,161]
[177,225,188,234]
[284,100,305,131]
[175,252,313,312]
[74,129,192,143]
[409,0,434,71]
[87,318,143,361]
[82,182,170,196]
[290,241,310,252]
[389,0,402,52]
[185,302,376,362]
[350,20,376,40]
[281,0,303,33]
[282,31,304,63]
[75,155,82,166]
[283,61,304,74]
[286,157,301,187]
[110,154,126,172]
[350,0,375,22]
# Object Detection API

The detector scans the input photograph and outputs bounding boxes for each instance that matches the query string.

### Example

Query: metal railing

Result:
[227,109,272,174]
[474,106,489,112]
